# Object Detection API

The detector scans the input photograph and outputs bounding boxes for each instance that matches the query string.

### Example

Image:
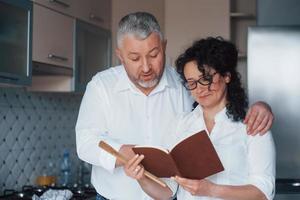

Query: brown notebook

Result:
[132,130,224,179]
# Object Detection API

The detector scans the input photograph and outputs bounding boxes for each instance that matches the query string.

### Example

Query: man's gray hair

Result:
[117,12,163,47]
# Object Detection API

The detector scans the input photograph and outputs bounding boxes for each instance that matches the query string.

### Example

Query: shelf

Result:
[32,61,73,76]
[230,12,255,19]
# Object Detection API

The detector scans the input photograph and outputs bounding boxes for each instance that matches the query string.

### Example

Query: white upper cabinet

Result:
[32,4,74,68]
[72,0,111,29]
[32,0,111,30]
[32,0,73,16]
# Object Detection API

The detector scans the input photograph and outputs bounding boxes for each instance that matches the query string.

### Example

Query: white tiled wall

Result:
[0,87,86,194]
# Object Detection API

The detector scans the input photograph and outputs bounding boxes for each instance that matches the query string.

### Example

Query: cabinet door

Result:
[72,0,111,30]
[75,20,111,92]
[32,4,73,68]
[32,0,73,16]
[0,0,32,86]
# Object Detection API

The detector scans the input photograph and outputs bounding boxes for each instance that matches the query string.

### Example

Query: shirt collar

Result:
[149,66,175,95]
[113,65,132,92]
[194,105,231,123]
[214,107,229,122]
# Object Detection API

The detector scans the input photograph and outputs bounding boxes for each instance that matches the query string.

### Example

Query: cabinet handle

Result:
[89,13,103,22]
[48,0,70,8]
[48,54,68,61]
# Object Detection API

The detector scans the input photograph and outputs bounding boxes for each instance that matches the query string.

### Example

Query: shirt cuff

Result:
[161,178,178,197]
[249,175,275,200]
[99,140,123,173]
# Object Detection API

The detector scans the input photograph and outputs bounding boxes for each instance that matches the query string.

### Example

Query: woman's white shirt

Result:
[165,106,275,200]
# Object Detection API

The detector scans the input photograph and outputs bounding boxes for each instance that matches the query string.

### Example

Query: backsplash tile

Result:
[0,87,88,194]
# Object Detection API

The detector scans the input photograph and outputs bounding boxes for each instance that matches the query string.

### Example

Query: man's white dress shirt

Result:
[75,65,193,199]
[166,106,276,200]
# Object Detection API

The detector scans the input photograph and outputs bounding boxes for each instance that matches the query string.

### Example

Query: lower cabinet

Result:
[275,194,300,200]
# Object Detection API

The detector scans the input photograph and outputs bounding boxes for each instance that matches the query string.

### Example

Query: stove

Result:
[0,185,97,200]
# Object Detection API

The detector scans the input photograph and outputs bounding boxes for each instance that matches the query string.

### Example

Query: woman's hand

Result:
[124,154,145,181]
[173,176,216,196]
[125,154,173,199]
[244,101,274,135]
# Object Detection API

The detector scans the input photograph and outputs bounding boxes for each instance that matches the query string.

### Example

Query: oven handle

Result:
[3,189,16,196]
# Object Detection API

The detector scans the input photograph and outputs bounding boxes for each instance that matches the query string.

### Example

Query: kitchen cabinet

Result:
[275,195,300,200]
[32,0,111,30]
[0,0,32,86]
[30,3,74,92]
[32,0,73,16]
[74,20,111,92]
[30,3,111,92]
[230,0,256,59]
[72,0,111,30]
[32,4,74,69]
[230,0,257,87]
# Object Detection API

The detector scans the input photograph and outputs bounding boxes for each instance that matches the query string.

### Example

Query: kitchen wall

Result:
[164,0,230,66]
[110,0,231,68]
[0,87,84,194]
[111,0,165,66]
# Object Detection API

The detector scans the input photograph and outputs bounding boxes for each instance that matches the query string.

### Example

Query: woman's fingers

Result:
[129,155,144,173]
[124,154,145,179]
[173,176,198,195]
[135,165,145,179]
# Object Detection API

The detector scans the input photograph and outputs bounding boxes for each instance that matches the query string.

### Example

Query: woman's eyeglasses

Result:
[184,72,218,90]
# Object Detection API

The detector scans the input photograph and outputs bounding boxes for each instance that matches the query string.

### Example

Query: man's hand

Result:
[116,144,136,167]
[244,101,274,135]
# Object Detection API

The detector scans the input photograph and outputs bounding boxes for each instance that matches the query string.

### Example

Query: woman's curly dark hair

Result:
[176,37,248,122]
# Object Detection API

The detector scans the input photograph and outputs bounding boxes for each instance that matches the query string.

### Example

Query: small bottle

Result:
[77,162,83,186]
[61,150,71,186]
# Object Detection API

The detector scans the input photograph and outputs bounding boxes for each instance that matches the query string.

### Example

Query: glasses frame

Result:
[184,72,218,90]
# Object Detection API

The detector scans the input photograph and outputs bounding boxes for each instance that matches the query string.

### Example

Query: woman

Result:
[124,37,275,200]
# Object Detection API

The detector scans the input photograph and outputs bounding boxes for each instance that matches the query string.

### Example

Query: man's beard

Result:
[137,78,159,88]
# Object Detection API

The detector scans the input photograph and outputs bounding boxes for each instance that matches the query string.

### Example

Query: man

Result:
[76,12,274,200]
